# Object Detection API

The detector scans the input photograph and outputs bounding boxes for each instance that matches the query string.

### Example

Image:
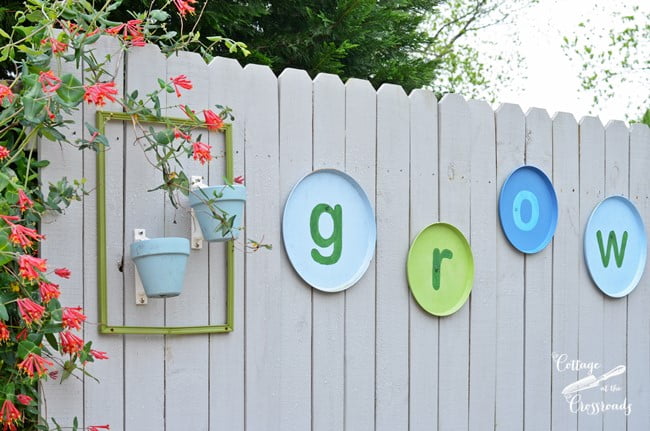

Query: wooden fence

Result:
[40,37,650,430]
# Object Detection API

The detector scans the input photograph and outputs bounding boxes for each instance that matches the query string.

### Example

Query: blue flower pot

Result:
[130,237,190,298]
[189,185,246,242]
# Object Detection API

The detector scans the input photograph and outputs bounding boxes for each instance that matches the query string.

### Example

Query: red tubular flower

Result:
[62,306,86,330]
[90,349,109,360]
[192,141,212,165]
[202,109,224,131]
[0,399,21,430]
[0,322,9,343]
[18,255,47,281]
[83,82,118,106]
[17,190,33,212]
[0,145,9,160]
[15,395,32,406]
[173,127,191,141]
[0,84,14,104]
[169,75,192,97]
[60,331,84,355]
[54,267,71,279]
[16,298,45,326]
[234,176,245,185]
[173,0,197,16]
[17,352,53,378]
[39,281,60,303]
[88,425,110,431]
[38,70,61,93]
[8,223,45,248]
[15,328,28,341]
[41,37,68,53]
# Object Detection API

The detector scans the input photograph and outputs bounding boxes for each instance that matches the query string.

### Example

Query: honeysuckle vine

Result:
[0,0,257,429]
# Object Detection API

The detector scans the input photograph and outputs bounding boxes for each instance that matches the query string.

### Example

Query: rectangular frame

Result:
[96,111,235,335]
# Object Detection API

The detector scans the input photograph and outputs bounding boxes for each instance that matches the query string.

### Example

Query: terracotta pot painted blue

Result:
[130,237,190,298]
[189,185,246,242]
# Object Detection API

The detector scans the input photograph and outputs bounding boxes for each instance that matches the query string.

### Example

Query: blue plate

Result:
[584,196,647,297]
[499,165,558,253]
[282,169,376,292]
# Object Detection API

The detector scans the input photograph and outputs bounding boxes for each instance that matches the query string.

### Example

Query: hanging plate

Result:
[407,223,474,316]
[499,165,558,254]
[282,169,376,292]
[584,196,647,297]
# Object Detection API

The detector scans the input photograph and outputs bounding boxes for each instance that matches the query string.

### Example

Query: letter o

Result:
[513,190,539,231]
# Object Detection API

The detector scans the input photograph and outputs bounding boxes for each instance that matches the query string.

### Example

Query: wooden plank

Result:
[39,41,85,429]
[602,120,629,431]
[468,99,497,431]
[164,50,210,431]
[627,123,650,430]
[277,67,313,431]
[437,94,470,430]
[207,56,246,431]
[344,78,377,431]
[495,103,526,431]
[243,63,281,431]
[551,112,579,431]
[523,108,553,431]
[122,43,166,431]
[312,73,346,431]
[408,89,439,431]
[576,116,605,431]
[81,35,125,430]
[375,84,410,431]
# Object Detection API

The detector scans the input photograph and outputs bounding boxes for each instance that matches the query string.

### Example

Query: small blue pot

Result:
[189,185,246,242]
[130,237,190,298]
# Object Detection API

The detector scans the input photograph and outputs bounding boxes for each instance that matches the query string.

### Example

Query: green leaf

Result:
[149,9,169,22]
[0,303,7,321]
[0,28,10,39]
[17,340,38,359]
[21,96,46,123]
[45,333,58,351]
[56,73,85,105]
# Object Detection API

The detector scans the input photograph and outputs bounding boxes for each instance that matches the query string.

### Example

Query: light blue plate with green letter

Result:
[584,196,647,297]
[282,169,376,292]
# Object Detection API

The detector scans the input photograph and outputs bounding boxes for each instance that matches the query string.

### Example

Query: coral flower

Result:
[169,75,192,97]
[173,127,191,141]
[39,281,60,303]
[62,306,87,330]
[60,331,84,355]
[17,352,53,378]
[83,82,118,106]
[192,141,212,165]
[173,0,197,16]
[234,176,245,185]
[88,425,110,431]
[107,19,144,46]
[0,322,9,343]
[202,109,224,131]
[0,84,14,104]
[18,255,47,281]
[15,328,28,341]
[16,298,45,326]
[90,349,109,360]
[8,223,45,248]
[0,145,9,160]
[0,399,21,430]
[17,190,33,212]
[38,70,61,93]
[54,267,71,279]
[15,395,32,406]
[41,37,68,53]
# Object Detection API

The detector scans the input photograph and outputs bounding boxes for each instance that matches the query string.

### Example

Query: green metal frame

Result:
[96,111,235,335]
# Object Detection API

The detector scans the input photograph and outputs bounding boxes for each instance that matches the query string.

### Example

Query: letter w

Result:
[596,230,628,268]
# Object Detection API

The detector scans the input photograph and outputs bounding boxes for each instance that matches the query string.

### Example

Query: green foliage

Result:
[107,0,533,95]
[562,4,650,121]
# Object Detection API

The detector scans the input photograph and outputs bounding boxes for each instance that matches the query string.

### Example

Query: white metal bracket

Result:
[190,176,207,250]
[133,229,149,305]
